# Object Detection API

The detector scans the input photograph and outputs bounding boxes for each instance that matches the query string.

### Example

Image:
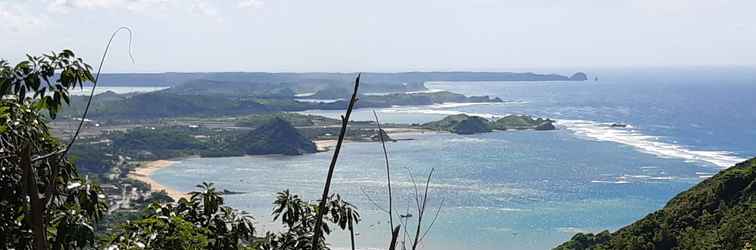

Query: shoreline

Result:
[128,130,430,201]
[128,160,189,201]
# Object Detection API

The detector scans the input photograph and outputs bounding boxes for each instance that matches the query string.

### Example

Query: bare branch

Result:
[418,196,446,244]
[311,74,360,249]
[389,225,401,250]
[411,168,434,250]
[373,110,395,234]
[359,186,390,214]
[31,26,135,163]
[406,166,422,214]
[64,26,135,156]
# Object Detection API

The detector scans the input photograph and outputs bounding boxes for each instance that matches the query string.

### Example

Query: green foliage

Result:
[107,216,210,250]
[71,117,318,165]
[0,51,106,249]
[256,190,360,250]
[234,113,340,128]
[0,50,94,118]
[60,87,499,121]
[146,190,175,204]
[107,182,254,250]
[555,158,756,250]
[491,115,554,130]
[422,114,556,134]
[107,183,360,250]
[422,114,493,134]
[234,117,317,155]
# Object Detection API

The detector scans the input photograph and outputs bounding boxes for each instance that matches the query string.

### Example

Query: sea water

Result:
[152,68,756,250]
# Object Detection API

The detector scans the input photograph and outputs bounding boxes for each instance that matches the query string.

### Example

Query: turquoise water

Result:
[153,68,756,249]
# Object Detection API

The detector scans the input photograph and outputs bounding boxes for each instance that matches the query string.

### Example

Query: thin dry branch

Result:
[418,196,446,244]
[310,74,360,249]
[406,166,422,214]
[411,168,434,250]
[359,187,390,214]
[63,26,135,156]
[373,110,395,234]
[32,26,134,163]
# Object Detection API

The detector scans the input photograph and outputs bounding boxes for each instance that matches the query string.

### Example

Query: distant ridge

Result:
[92,71,588,88]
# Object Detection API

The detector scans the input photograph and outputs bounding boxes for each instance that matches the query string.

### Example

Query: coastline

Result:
[312,128,431,151]
[128,130,431,201]
[128,160,189,201]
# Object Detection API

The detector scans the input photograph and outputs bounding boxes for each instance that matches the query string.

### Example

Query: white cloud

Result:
[45,0,199,16]
[189,0,223,22]
[238,0,263,9]
[0,2,49,34]
[46,0,123,13]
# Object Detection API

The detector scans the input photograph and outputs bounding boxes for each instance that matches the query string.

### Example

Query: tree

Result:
[0,50,107,249]
[106,182,255,250]
[107,184,360,250]
[256,190,360,250]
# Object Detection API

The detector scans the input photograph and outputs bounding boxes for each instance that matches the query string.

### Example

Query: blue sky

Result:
[1,0,755,72]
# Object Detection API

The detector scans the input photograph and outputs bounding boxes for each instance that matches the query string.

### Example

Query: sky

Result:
[1,0,756,73]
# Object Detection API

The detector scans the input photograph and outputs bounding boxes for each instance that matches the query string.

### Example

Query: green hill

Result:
[422,114,492,134]
[555,157,756,250]
[234,117,317,155]
[423,114,556,134]
[492,115,555,130]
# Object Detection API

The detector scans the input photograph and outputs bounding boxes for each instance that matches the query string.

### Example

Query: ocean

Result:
[151,68,756,250]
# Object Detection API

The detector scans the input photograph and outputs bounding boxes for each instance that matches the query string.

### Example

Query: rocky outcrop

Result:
[569,72,588,81]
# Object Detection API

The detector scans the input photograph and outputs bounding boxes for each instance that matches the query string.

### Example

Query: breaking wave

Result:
[558,120,746,168]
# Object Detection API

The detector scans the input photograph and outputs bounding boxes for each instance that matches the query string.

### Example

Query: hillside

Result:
[234,117,317,155]
[492,115,556,130]
[62,89,501,120]
[423,114,556,134]
[555,157,756,250]
[92,71,584,89]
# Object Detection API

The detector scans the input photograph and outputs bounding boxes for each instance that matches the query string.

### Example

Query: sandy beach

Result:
[128,160,189,201]
[314,139,339,151]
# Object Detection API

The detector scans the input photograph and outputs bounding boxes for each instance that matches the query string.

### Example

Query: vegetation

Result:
[2,50,364,249]
[106,182,254,249]
[234,113,340,128]
[94,71,584,91]
[60,87,501,121]
[492,115,555,130]
[357,91,501,107]
[233,117,317,155]
[1,50,107,249]
[555,157,756,250]
[70,117,318,163]
[105,182,360,250]
[422,114,556,134]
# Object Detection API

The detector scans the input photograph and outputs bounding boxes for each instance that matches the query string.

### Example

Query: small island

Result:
[422,114,557,135]
[569,72,589,81]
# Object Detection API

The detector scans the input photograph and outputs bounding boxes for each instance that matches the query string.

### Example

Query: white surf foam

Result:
[381,104,505,119]
[558,119,746,168]
[295,98,343,103]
